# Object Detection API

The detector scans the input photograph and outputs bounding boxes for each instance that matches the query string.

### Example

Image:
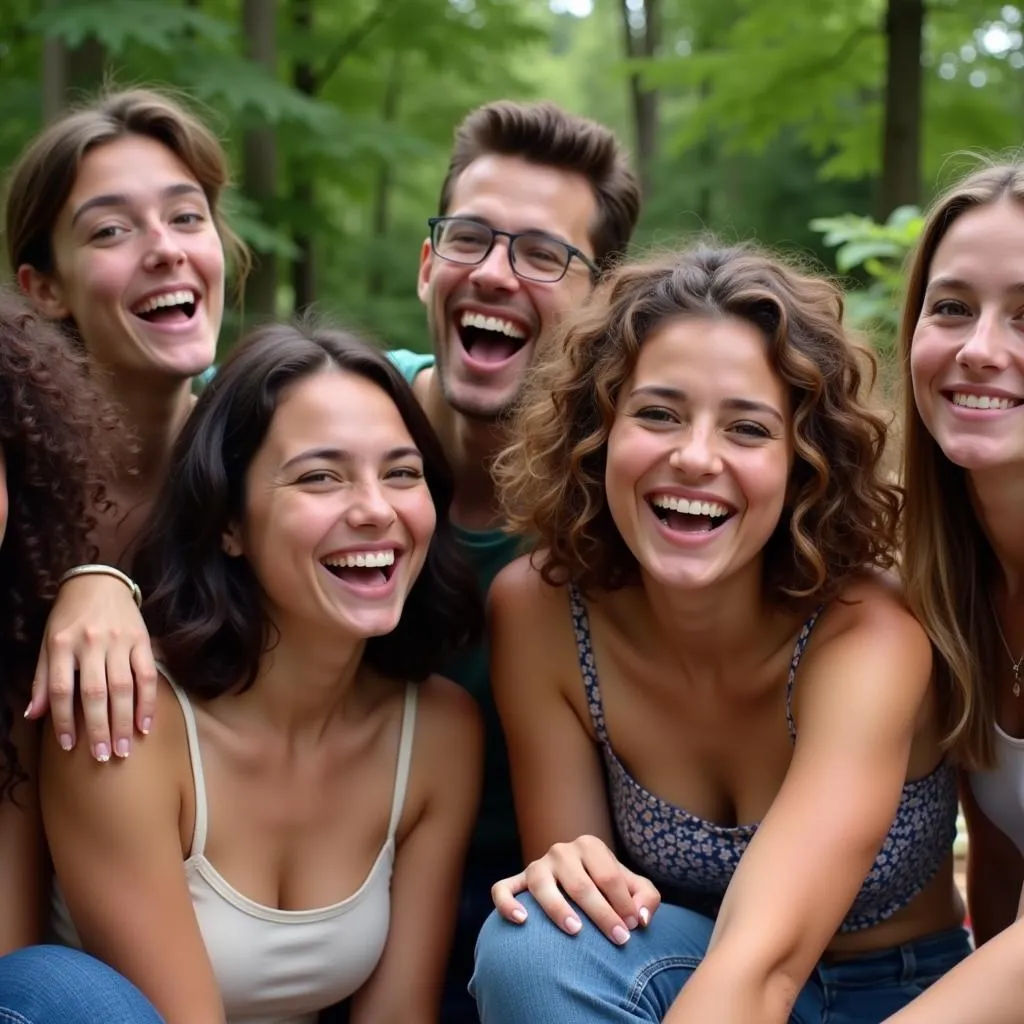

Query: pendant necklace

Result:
[993,609,1024,698]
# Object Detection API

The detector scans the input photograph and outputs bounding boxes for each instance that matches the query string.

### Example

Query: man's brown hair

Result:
[438,101,641,271]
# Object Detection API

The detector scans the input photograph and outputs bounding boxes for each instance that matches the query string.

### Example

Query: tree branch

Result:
[314,4,388,93]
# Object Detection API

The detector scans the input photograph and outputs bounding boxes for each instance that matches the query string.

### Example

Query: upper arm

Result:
[39,684,224,1024]
[349,677,482,1024]
[0,715,45,954]
[960,771,1024,944]
[489,558,613,861]
[710,588,935,983]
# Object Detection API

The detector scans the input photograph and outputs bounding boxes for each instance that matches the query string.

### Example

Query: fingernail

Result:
[23,701,33,719]
[564,915,582,934]
[94,743,111,763]
[141,717,152,735]
[639,907,650,926]
[624,915,638,930]
[115,739,131,759]
[59,734,74,752]
[612,925,630,945]
[511,907,527,923]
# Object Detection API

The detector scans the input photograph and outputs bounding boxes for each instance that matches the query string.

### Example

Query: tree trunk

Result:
[290,0,315,313]
[619,0,660,198]
[367,53,403,298]
[876,0,923,220]
[242,0,279,322]
[42,0,108,120]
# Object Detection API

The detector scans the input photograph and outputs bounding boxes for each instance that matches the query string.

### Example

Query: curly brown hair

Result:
[496,243,901,603]
[0,288,114,799]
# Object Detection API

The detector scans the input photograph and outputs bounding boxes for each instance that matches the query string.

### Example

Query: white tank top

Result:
[969,724,1024,855]
[51,672,419,1024]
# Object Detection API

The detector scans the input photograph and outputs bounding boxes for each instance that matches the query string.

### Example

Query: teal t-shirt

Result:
[387,349,522,865]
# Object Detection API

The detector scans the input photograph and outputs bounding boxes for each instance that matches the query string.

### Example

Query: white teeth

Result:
[650,496,731,518]
[951,392,1019,411]
[132,289,197,315]
[459,311,527,339]
[322,550,396,569]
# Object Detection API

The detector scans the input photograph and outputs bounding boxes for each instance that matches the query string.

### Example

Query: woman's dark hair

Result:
[0,289,112,799]
[133,320,483,695]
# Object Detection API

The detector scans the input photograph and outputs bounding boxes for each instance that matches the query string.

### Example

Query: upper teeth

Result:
[133,289,197,314]
[460,312,526,339]
[322,550,396,569]
[651,496,731,518]
[951,393,1018,410]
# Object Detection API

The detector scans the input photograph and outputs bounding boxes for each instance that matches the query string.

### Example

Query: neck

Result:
[236,621,367,740]
[641,560,788,685]
[422,374,509,531]
[100,364,195,491]
[969,465,1024,598]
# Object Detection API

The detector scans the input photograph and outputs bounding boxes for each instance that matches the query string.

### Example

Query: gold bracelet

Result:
[58,564,143,608]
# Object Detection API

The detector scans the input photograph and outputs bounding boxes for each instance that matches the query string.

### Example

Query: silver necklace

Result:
[992,609,1024,698]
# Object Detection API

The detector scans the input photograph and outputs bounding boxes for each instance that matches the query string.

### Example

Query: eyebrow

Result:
[628,385,785,424]
[71,182,206,226]
[281,445,423,471]
[927,275,1024,296]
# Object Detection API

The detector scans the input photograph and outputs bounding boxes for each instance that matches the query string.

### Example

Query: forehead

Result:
[63,135,203,215]
[929,199,1024,284]
[261,370,414,459]
[631,316,784,398]
[446,153,597,248]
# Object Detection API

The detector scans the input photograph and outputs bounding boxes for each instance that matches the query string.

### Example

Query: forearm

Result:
[884,920,1024,1024]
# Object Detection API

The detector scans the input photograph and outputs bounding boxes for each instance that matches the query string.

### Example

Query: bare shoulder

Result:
[819,573,930,655]
[414,673,483,748]
[489,553,571,629]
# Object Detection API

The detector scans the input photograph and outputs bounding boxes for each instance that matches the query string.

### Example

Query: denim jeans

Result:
[0,945,165,1023]
[470,896,971,1023]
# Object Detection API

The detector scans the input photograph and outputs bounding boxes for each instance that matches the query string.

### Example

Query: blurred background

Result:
[1,0,1020,355]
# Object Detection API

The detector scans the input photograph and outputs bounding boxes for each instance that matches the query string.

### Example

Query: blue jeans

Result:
[470,897,971,1023]
[0,946,164,1023]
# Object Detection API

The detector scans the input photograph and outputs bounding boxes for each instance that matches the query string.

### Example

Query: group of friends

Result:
[0,84,1021,1024]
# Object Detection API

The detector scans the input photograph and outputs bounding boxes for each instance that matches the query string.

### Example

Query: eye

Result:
[297,470,338,485]
[632,406,679,424]
[173,211,206,226]
[930,298,971,317]
[385,465,424,481]
[730,421,772,440]
[90,224,126,241]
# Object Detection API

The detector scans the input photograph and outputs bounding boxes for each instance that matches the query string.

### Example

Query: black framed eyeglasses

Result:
[428,216,599,283]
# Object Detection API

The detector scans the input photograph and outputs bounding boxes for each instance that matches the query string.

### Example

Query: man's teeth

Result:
[651,496,731,518]
[322,550,396,569]
[951,393,1019,411]
[133,289,197,314]
[459,311,526,339]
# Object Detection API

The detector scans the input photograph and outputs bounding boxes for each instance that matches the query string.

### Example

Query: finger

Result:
[130,640,159,736]
[78,641,113,763]
[27,645,50,720]
[525,869,590,938]
[491,872,529,924]
[44,635,78,751]
[554,868,631,945]
[580,845,643,930]
[107,646,136,759]
[625,871,663,925]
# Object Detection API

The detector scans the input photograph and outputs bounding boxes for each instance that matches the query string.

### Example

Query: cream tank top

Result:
[969,724,1024,854]
[51,671,420,1024]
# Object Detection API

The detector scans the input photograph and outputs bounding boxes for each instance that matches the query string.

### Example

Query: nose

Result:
[668,424,723,478]
[468,239,520,293]
[344,481,397,530]
[141,222,186,272]
[956,311,1012,373]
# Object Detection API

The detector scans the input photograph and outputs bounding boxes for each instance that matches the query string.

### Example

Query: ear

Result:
[222,523,244,557]
[416,237,433,305]
[17,264,71,320]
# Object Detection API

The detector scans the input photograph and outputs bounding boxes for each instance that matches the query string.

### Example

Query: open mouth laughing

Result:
[130,288,199,326]
[456,310,530,367]
[945,390,1021,412]
[320,548,398,590]
[648,494,736,535]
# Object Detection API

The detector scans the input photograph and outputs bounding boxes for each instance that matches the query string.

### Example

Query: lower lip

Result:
[647,503,734,547]
[320,560,401,600]
[944,396,1022,419]
[130,301,203,335]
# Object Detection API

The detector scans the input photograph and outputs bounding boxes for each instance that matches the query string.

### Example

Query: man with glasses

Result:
[386,99,640,1022]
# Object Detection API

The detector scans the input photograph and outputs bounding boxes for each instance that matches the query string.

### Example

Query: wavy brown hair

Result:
[496,243,901,608]
[898,162,1024,769]
[0,289,114,799]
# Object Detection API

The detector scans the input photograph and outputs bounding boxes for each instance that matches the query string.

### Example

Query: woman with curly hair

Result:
[0,287,162,1019]
[469,244,969,1023]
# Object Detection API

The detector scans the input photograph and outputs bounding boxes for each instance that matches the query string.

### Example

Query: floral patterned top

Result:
[568,585,957,932]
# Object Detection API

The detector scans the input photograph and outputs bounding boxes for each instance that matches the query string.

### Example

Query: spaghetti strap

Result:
[157,663,210,858]
[386,684,419,842]
[784,606,824,742]
[568,584,613,749]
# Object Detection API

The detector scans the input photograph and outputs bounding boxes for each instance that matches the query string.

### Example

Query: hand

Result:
[491,834,661,945]
[26,574,157,762]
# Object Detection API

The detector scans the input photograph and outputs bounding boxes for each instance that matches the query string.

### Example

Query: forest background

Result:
[1,0,1021,356]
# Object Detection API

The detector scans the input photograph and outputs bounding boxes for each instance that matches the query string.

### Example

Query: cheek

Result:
[404,491,437,548]
[193,234,226,287]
